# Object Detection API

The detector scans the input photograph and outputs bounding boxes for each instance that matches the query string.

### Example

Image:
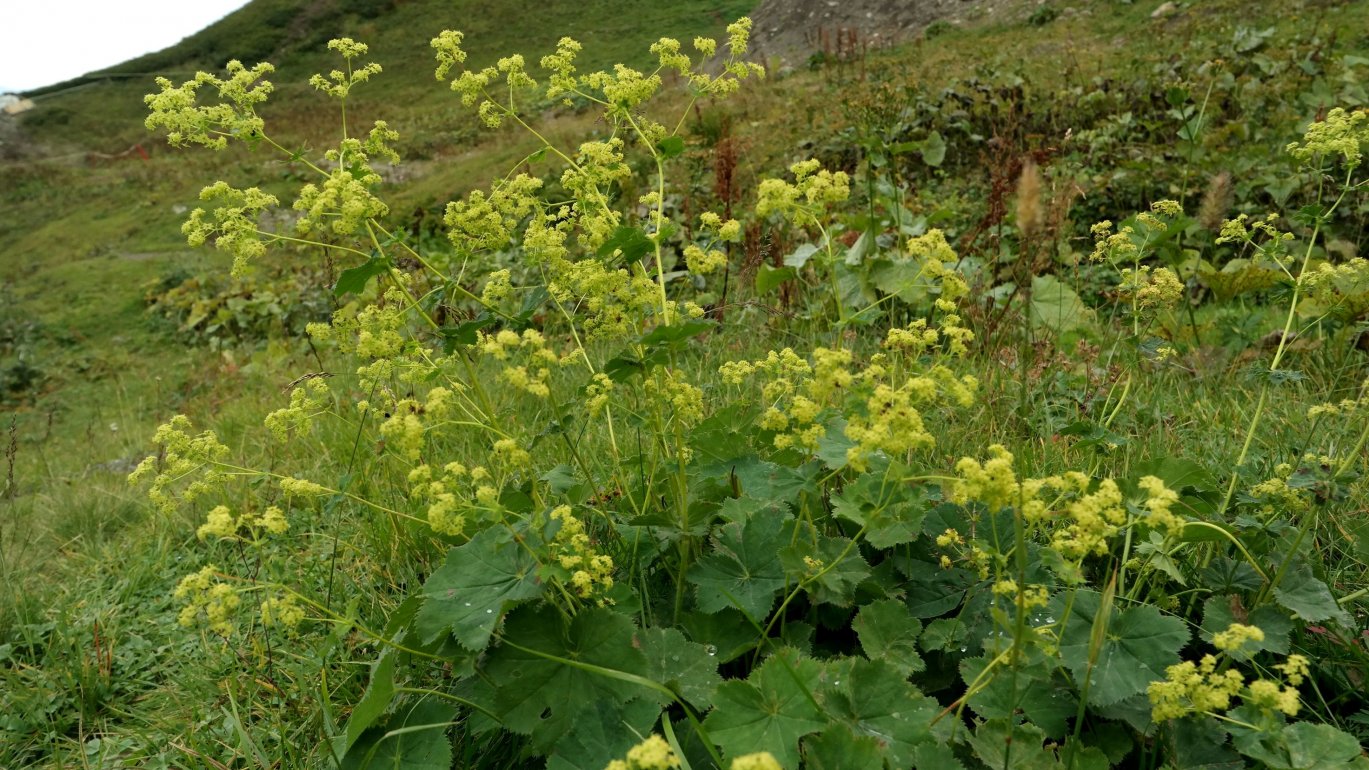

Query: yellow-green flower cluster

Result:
[1306,377,1369,420]
[1148,654,1245,721]
[950,448,1141,562]
[551,256,660,339]
[756,159,851,222]
[1088,221,1137,264]
[1304,258,1369,320]
[1246,465,1312,515]
[549,505,615,602]
[409,462,499,536]
[950,445,1021,512]
[173,566,240,635]
[1215,213,1294,250]
[729,753,782,770]
[478,328,563,398]
[991,579,1051,610]
[602,734,678,770]
[445,174,543,251]
[181,182,279,277]
[1117,266,1184,311]
[885,312,975,358]
[584,373,616,417]
[279,476,330,498]
[379,400,428,461]
[128,415,231,514]
[265,376,331,441]
[260,593,306,631]
[1149,650,1309,722]
[1286,107,1369,168]
[1137,475,1184,536]
[1212,623,1264,654]
[644,370,706,429]
[144,60,275,150]
[196,504,288,541]
[309,38,383,99]
[294,162,388,237]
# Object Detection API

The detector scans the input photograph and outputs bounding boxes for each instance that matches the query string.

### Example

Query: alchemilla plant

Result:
[131,17,1369,770]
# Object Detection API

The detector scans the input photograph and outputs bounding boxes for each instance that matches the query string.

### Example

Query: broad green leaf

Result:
[638,627,722,708]
[335,255,390,297]
[480,606,652,750]
[678,608,759,664]
[332,596,422,758]
[1273,565,1351,625]
[702,648,827,769]
[728,456,818,508]
[820,658,941,767]
[913,743,966,770]
[414,527,544,649]
[784,243,819,268]
[959,656,1077,739]
[851,599,924,676]
[1200,596,1292,660]
[1163,715,1242,770]
[1030,274,1094,334]
[757,264,797,295]
[656,135,686,159]
[966,719,1057,770]
[638,318,715,347]
[831,469,929,549]
[1133,457,1216,493]
[802,725,884,770]
[1237,722,1369,770]
[779,531,870,607]
[920,618,968,652]
[1057,591,1190,706]
[866,257,934,305]
[920,131,947,167]
[596,225,654,264]
[546,698,662,770]
[688,507,791,620]
[340,697,455,770]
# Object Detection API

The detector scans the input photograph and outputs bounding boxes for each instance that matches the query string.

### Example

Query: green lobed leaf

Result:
[656,135,686,159]
[334,255,390,297]
[1200,596,1293,660]
[801,724,884,770]
[638,627,722,709]
[332,595,422,759]
[414,527,544,650]
[478,606,653,750]
[965,719,1058,770]
[830,467,929,549]
[1273,565,1351,625]
[339,697,455,770]
[596,225,654,264]
[1030,274,1095,334]
[545,698,662,770]
[779,530,871,607]
[1057,590,1190,707]
[851,599,924,676]
[702,648,828,769]
[819,658,942,768]
[757,264,797,295]
[688,507,792,621]
[1236,721,1369,770]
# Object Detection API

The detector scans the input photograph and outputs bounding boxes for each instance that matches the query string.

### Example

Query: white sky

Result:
[0,1,252,92]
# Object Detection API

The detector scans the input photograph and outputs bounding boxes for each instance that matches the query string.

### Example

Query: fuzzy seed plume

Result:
[1199,171,1233,232]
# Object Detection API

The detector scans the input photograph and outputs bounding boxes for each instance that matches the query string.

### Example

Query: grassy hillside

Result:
[3,0,1369,767]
